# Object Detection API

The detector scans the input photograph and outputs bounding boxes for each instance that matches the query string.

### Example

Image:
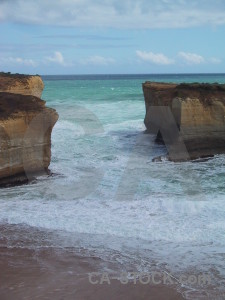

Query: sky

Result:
[1,0,225,75]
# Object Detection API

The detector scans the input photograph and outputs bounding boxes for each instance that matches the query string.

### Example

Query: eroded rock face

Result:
[143,82,225,161]
[0,72,44,98]
[0,73,58,186]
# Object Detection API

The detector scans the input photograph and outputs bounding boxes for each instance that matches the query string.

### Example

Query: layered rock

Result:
[0,73,58,186]
[143,82,225,161]
[0,72,44,98]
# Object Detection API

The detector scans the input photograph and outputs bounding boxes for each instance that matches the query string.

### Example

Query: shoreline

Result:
[0,245,185,300]
[0,223,186,300]
[0,219,223,299]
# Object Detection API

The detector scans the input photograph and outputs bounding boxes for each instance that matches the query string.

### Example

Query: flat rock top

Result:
[143,81,225,91]
[0,72,44,98]
[143,81,225,104]
[0,72,34,78]
[0,72,40,90]
[143,82,177,90]
[0,92,46,119]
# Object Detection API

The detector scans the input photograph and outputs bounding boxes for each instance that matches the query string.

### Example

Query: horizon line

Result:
[41,72,225,76]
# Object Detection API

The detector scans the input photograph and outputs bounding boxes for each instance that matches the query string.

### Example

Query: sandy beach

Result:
[0,245,185,300]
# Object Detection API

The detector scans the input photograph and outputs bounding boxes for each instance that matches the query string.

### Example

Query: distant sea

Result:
[1,74,225,299]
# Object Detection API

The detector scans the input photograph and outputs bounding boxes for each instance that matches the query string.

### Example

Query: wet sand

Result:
[0,245,185,300]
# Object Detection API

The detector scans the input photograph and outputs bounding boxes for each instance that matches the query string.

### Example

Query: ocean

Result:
[1,74,225,299]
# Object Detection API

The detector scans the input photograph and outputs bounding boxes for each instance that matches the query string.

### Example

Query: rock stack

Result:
[0,72,58,186]
[143,81,225,161]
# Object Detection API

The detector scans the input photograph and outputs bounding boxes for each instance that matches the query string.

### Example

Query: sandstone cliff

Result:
[0,73,58,186]
[0,72,44,98]
[143,82,225,161]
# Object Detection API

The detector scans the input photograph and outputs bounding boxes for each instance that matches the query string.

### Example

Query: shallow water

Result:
[1,74,225,299]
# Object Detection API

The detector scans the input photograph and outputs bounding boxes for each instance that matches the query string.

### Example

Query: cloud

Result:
[46,51,66,65]
[80,55,115,66]
[209,57,222,64]
[0,56,36,67]
[178,52,205,64]
[136,50,174,65]
[136,50,221,66]
[1,0,225,29]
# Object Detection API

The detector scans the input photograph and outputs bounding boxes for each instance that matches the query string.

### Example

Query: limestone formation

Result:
[0,73,58,186]
[0,72,44,98]
[143,82,225,161]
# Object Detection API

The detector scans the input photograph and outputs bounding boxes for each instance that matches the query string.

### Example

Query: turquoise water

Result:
[1,74,225,298]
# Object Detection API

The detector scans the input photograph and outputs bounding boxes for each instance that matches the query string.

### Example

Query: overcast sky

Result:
[1,0,225,74]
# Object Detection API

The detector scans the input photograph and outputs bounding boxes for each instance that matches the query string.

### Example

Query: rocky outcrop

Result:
[143,82,225,161]
[0,73,58,186]
[0,72,44,98]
